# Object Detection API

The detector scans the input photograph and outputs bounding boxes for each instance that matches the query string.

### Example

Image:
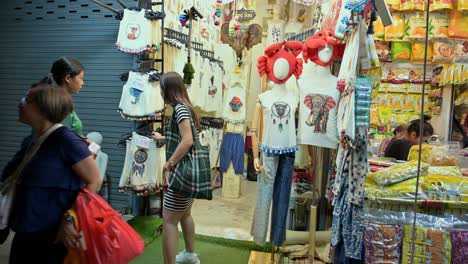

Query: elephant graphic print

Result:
[298,88,340,149]
[303,94,337,134]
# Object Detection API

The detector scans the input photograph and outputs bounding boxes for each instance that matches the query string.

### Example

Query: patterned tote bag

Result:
[165,104,212,200]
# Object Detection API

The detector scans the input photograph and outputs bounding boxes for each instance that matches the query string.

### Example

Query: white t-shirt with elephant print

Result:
[258,88,298,154]
[297,73,339,149]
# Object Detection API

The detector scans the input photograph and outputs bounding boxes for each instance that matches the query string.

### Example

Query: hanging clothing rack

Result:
[286,28,317,42]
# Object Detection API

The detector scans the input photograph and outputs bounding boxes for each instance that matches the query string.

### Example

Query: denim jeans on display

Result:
[251,152,295,246]
[219,133,245,175]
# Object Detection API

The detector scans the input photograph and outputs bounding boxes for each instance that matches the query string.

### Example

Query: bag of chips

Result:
[448,10,468,39]
[391,42,412,61]
[411,41,433,63]
[430,0,454,11]
[453,41,468,64]
[375,41,391,61]
[373,17,385,41]
[433,40,455,63]
[430,12,450,38]
[385,14,407,41]
[406,13,427,40]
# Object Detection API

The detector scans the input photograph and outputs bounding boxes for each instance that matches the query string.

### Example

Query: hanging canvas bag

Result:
[0,124,63,226]
[165,104,212,200]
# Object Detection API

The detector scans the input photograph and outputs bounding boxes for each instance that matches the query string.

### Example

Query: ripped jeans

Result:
[251,152,295,246]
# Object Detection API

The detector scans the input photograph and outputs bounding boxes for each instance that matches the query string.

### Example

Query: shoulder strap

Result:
[4,124,63,186]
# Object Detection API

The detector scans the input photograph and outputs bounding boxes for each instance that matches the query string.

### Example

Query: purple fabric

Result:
[451,230,468,264]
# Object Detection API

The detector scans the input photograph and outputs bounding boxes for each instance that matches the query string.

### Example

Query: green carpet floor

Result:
[129,216,272,264]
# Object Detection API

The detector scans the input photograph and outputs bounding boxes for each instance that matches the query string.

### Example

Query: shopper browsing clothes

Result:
[384,119,434,161]
[151,72,208,264]
[3,83,101,263]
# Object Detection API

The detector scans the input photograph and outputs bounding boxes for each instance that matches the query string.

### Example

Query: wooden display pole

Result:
[308,205,317,259]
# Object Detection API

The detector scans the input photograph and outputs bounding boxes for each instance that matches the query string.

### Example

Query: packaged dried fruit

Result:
[462,65,468,83]
[414,0,426,10]
[400,0,415,10]
[385,0,400,10]
[453,40,468,64]
[422,174,467,202]
[430,0,454,11]
[448,10,468,39]
[406,13,427,40]
[433,40,455,63]
[369,160,429,186]
[408,144,434,162]
[385,14,408,41]
[391,42,412,61]
[429,12,449,38]
[411,41,434,63]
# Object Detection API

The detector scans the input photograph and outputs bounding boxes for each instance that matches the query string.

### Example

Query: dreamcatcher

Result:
[271,101,291,133]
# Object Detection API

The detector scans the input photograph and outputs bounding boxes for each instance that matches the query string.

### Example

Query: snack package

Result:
[406,13,427,40]
[364,224,403,264]
[402,226,452,264]
[429,145,459,166]
[373,17,385,41]
[458,0,468,10]
[448,10,468,39]
[399,0,415,10]
[430,12,450,38]
[387,83,408,93]
[453,41,468,64]
[421,174,467,202]
[382,63,411,83]
[443,63,456,85]
[408,144,434,162]
[385,0,400,11]
[432,65,444,86]
[454,64,463,85]
[375,41,391,61]
[414,0,426,10]
[391,42,412,61]
[428,166,462,176]
[433,40,455,63]
[463,65,468,84]
[368,160,429,186]
[411,41,434,63]
[430,0,454,11]
[385,14,407,41]
[390,94,406,111]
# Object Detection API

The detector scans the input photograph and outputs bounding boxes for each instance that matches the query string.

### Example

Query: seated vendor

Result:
[384,119,434,161]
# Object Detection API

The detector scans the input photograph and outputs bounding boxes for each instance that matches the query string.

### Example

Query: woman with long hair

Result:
[151,72,201,264]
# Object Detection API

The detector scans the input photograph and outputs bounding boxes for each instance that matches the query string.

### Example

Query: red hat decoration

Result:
[302,30,344,67]
[257,41,304,84]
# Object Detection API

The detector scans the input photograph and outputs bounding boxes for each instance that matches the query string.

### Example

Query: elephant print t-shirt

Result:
[259,88,299,154]
[297,77,340,149]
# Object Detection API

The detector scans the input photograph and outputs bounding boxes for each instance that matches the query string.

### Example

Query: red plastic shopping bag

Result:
[75,188,144,264]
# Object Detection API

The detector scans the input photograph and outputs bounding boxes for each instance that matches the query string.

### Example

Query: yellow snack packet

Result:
[454,64,463,85]
[411,41,434,63]
[462,65,468,84]
[400,0,415,10]
[428,166,462,176]
[453,40,468,64]
[414,0,426,10]
[408,144,434,162]
[458,0,468,11]
[373,17,385,41]
[448,10,468,39]
[430,0,454,11]
[385,0,400,11]
[429,12,449,38]
[406,12,427,40]
[385,14,407,41]
[371,160,429,186]
[391,42,412,61]
[422,174,467,201]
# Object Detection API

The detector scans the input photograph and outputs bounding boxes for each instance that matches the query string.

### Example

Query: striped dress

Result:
[163,103,194,212]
